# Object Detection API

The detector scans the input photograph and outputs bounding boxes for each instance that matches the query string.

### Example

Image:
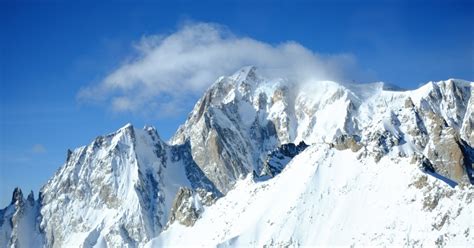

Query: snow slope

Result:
[148,144,474,247]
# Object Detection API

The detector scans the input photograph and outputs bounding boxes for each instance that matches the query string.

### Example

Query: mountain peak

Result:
[228,66,263,89]
[144,125,160,137]
[26,191,35,204]
[229,66,259,84]
[120,122,134,130]
[11,187,23,205]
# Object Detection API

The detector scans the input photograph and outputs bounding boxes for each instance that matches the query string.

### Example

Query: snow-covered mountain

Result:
[1,67,473,247]
[172,66,473,190]
[149,145,474,247]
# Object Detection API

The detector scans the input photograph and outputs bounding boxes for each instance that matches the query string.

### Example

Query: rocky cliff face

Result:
[170,67,281,193]
[166,187,217,227]
[0,67,472,247]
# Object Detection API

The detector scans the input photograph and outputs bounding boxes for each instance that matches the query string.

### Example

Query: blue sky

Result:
[1,0,473,206]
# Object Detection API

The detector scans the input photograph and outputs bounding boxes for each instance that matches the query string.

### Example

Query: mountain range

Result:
[1,66,473,247]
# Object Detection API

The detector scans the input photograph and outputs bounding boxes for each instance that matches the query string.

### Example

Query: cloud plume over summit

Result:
[78,22,368,115]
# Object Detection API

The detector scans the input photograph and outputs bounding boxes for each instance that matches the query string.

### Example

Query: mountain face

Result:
[1,67,473,247]
[172,66,473,190]
[18,125,219,247]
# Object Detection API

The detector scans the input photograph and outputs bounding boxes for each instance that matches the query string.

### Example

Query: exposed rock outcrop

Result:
[167,187,217,227]
[330,134,363,152]
[259,141,309,179]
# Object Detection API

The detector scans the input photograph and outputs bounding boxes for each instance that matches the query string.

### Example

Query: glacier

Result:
[1,66,473,247]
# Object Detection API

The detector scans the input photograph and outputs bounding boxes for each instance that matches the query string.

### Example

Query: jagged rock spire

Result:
[11,187,23,205]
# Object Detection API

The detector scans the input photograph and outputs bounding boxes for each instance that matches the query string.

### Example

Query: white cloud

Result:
[78,22,371,116]
[31,144,46,154]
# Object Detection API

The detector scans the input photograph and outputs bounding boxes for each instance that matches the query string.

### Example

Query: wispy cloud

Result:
[31,144,46,154]
[78,22,370,116]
